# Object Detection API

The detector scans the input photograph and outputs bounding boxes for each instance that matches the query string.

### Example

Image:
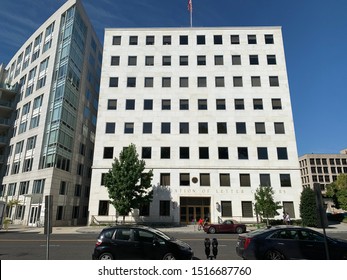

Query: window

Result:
[179,99,189,110]
[145,56,154,66]
[221,201,232,217]
[105,122,115,133]
[162,77,171,87]
[272,99,282,109]
[160,173,170,186]
[218,147,229,159]
[199,147,209,159]
[230,35,240,44]
[249,55,259,65]
[214,35,223,44]
[248,35,257,44]
[161,122,171,134]
[238,147,249,159]
[198,99,207,110]
[267,55,277,65]
[144,99,153,110]
[98,201,109,216]
[179,122,189,134]
[180,147,190,159]
[124,123,134,133]
[128,56,137,66]
[220,174,230,187]
[126,99,135,110]
[240,174,251,187]
[200,173,210,186]
[127,77,136,87]
[107,99,117,110]
[19,181,29,195]
[56,206,64,220]
[269,76,279,87]
[109,77,118,87]
[111,56,120,65]
[234,99,244,110]
[277,147,288,160]
[251,76,261,87]
[236,122,246,134]
[74,184,81,197]
[161,147,170,159]
[143,122,152,134]
[217,122,227,134]
[242,201,253,217]
[255,122,266,134]
[274,122,285,135]
[144,77,154,87]
[180,173,190,186]
[112,36,121,45]
[214,55,224,65]
[198,122,208,134]
[215,76,225,87]
[162,56,171,66]
[216,99,226,110]
[180,77,189,87]
[129,36,138,45]
[163,35,171,45]
[265,34,274,44]
[146,35,155,45]
[160,201,170,216]
[280,174,291,187]
[197,77,207,87]
[233,76,243,87]
[260,174,271,186]
[142,147,152,159]
[257,147,268,160]
[197,56,206,65]
[103,147,114,159]
[162,99,171,110]
[232,55,241,65]
[179,56,188,66]
[197,35,205,44]
[253,99,263,110]
[180,35,188,45]
[32,179,45,194]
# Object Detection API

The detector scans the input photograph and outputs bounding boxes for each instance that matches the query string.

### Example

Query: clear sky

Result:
[1,0,346,156]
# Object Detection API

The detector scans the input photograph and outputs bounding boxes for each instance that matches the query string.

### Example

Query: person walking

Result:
[284,212,291,225]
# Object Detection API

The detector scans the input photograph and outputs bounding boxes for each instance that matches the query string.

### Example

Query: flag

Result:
[188,0,192,11]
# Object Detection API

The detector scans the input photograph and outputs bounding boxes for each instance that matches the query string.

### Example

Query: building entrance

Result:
[179,197,210,224]
[28,205,41,227]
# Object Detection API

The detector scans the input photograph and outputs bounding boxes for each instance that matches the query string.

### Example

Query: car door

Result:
[297,229,327,259]
[112,228,140,259]
[267,229,302,259]
[220,221,234,233]
[134,229,167,260]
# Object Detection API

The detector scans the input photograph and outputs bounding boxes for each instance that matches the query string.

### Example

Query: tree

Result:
[104,143,153,223]
[326,174,347,211]
[300,186,318,227]
[254,185,282,226]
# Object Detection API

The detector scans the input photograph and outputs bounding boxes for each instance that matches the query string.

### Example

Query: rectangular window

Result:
[198,122,208,134]
[179,122,189,134]
[197,77,207,87]
[221,201,232,217]
[144,77,153,87]
[162,99,171,110]
[230,35,240,44]
[160,201,170,216]
[253,99,263,110]
[234,99,244,110]
[56,206,64,220]
[233,76,243,87]
[129,36,138,45]
[162,77,171,87]
[161,122,171,134]
[220,174,230,187]
[163,36,171,45]
[236,122,246,134]
[232,55,241,65]
[277,147,288,160]
[269,76,279,87]
[238,147,249,160]
[283,202,295,218]
[59,181,67,195]
[112,36,121,45]
[257,147,268,160]
[103,147,114,159]
[267,55,277,65]
[144,99,153,110]
[240,174,251,187]
[161,147,170,159]
[162,56,171,66]
[265,34,274,44]
[218,147,229,159]
[111,56,120,65]
[197,56,206,65]
[146,35,155,45]
[280,174,292,187]
[98,201,109,216]
[109,77,118,87]
[248,35,257,44]
[180,99,189,110]
[242,201,253,217]
[179,56,189,66]
[215,76,225,87]
[214,35,223,44]
[216,99,226,110]
[107,99,117,110]
[126,99,135,110]
[145,56,154,66]
[19,181,29,195]
[214,55,224,65]
[127,77,136,87]
[251,76,261,87]
[142,147,152,159]
[160,173,171,186]
[180,35,188,45]
[143,122,152,134]
[255,122,266,134]
[180,173,190,186]
[74,184,81,197]
[128,56,137,66]
[124,123,134,133]
[217,122,227,134]
[272,99,282,109]
[249,55,259,65]
[198,99,207,110]
[200,173,210,186]
[180,77,189,87]
[260,174,271,186]
[199,147,209,159]
[197,35,205,45]
[180,147,190,159]
[32,179,45,194]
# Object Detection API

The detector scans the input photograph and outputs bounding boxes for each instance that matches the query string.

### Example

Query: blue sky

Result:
[1,0,346,156]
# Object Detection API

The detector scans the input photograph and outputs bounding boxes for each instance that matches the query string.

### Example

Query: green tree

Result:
[326,174,347,211]
[104,143,153,222]
[300,186,318,227]
[254,186,282,226]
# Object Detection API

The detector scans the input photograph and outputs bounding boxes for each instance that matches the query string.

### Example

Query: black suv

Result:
[92,225,194,260]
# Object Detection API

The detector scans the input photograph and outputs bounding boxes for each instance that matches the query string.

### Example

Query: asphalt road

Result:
[1,231,347,260]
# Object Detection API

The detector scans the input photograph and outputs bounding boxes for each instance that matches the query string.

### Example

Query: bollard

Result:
[212,238,218,259]
[204,238,211,259]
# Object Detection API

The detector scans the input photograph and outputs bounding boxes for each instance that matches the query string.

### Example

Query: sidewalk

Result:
[3,222,347,235]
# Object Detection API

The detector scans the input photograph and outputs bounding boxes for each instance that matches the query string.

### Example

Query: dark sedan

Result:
[92,225,193,260]
[203,219,247,234]
[236,225,347,260]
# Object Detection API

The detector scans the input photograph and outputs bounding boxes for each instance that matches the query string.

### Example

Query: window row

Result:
[104,121,286,135]
[110,54,277,66]
[107,98,283,111]
[300,158,347,167]
[103,146,290,161]
[108,76,280,88]
[112,34,274,46]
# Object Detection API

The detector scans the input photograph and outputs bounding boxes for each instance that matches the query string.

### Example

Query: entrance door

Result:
[28,205,41,227]
[180,197,210,224]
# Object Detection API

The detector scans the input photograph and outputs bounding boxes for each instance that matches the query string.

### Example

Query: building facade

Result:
[0,0,102,226]
[88,27,302,225]
[299,149,347,212]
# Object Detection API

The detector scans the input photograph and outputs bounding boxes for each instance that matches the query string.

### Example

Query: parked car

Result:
[92,225,194,260]
[236,225,347,260]
[203,219,246,234]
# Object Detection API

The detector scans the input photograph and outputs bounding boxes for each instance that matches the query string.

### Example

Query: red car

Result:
[203,219,247,234]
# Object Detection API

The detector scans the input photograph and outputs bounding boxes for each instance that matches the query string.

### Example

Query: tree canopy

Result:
[104,143,153,222]
[326,174,347,211]
[300,186,318,227]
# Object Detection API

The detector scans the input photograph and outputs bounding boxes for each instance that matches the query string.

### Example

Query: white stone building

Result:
[0,0,102,226]
[88,27,302,225]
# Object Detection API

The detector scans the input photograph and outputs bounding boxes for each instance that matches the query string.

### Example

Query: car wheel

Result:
[162,253,176,260]
[265,250,285,260]
[235,227,243,234]
[208,227,216,234]
[99,252,114,260]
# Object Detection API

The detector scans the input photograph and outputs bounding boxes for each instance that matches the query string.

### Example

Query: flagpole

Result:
[188,0,193,27]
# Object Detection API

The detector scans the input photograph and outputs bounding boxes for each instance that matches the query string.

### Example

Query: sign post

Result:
[44,195,53,260]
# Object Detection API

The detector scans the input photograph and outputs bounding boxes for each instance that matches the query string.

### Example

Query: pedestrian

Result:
[198,218,204,230]
[284,212,291,225]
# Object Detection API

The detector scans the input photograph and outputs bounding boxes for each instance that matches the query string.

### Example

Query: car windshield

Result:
[150,228,172,241]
